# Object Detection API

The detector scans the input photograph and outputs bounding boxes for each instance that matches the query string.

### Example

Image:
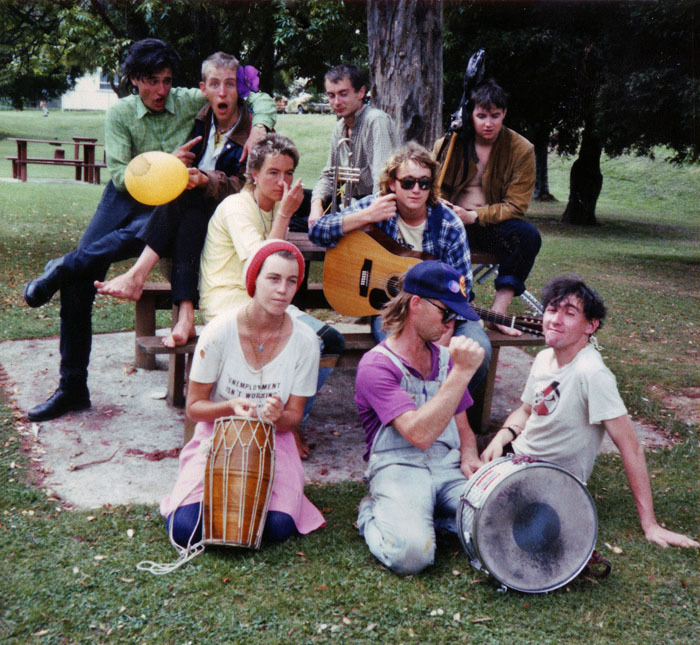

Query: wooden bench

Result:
[7,137,106,183]
[134,288,375,407]
[132,234,544,429]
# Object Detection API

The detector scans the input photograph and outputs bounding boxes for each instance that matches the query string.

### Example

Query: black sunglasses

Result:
[397,176,433,191]
[424,299,458,323]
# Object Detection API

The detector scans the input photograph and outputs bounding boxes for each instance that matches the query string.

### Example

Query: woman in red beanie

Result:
[198,133,345,451]
[160,240,325,549]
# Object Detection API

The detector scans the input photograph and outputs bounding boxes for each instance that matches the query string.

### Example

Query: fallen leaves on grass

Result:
[605,542,623,554]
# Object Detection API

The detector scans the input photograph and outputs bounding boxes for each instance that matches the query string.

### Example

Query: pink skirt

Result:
[160,421,325,535]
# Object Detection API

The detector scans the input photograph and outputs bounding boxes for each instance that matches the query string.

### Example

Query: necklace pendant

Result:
[258,343,264,352]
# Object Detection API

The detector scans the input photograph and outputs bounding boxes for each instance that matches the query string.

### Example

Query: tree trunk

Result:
[533,131,555,201]
[562,127,602,225]
[367,0,443,147]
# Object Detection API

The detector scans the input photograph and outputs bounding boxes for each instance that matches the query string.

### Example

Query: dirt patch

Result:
[648,384,700,427]
[0,332,680,510]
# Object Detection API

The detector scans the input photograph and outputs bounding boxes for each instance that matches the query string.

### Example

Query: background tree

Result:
[443,0,699,225]
[4,0,696,226]
[0,0,365,103]
[367,0,443,146]
[0,1,84,109]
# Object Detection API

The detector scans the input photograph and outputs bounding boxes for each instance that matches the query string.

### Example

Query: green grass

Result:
[1,111,698,643]
[0,111,337,336]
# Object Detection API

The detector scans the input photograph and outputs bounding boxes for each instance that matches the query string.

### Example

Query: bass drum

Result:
[457,455,597,593]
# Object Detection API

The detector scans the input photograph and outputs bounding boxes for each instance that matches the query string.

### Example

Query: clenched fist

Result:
[447,336,485,373]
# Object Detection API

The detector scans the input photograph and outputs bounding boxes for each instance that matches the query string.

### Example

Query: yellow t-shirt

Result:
[198,189,278,322]
[396,217,426,251]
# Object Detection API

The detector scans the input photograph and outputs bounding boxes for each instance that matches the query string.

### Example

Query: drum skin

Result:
[203,417,275,549]
[457,456,597,593]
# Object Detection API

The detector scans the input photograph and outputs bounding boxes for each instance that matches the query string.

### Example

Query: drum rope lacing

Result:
[136,418,275,575]
[136,480,208,575]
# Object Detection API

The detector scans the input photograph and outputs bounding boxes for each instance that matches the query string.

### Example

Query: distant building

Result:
[61,69,119,111]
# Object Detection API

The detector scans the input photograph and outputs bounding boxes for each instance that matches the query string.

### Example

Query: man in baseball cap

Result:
[403,260,480,322]
[353,260,485,575]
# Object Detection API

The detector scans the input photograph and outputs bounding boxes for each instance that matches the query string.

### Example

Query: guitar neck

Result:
[472,305,543,335]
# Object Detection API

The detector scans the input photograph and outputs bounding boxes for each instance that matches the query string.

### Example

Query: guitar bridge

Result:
[359,259,372,297]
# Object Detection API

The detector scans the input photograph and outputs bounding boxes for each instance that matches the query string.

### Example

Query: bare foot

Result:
[162,318,196,348]
[293,428,311,460]
[94,272,144,301]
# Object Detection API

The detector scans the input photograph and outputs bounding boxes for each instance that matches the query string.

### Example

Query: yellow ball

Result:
[124,151,189,206]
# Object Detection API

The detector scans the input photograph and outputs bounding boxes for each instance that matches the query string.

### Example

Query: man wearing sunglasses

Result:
[353,260,485,574]
[309,142,492,397]
[434,79,541,336]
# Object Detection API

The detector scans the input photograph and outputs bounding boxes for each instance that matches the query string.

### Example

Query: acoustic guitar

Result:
[322,227,543,335]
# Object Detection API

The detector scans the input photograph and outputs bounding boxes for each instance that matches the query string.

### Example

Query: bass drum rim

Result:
[458,457,597,594]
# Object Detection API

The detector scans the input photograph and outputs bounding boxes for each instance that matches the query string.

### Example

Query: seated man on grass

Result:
[435,78,541,336]
[95,51,264,348]
[22,39,275,422]
[355,260,485,574]
[480,275,698,549]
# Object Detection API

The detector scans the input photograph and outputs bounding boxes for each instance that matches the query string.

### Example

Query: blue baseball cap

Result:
[403,261,480,321]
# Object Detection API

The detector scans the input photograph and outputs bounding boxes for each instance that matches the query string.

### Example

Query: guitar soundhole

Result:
[387,277,400,298]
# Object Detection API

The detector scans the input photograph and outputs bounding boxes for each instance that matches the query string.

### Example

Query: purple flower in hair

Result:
[237,65,259,99]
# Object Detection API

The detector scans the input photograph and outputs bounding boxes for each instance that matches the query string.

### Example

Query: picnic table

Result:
[133,232,544,439]
[7,137,106,183]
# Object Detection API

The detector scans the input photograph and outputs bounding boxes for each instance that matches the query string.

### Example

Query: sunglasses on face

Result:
[424,299,458,323]
[397,176,433,191]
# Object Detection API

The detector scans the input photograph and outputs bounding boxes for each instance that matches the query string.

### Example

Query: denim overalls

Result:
[358,345,471,574]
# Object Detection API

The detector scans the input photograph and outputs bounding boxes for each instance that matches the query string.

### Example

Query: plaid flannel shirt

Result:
[309,194,473,291]
[311,104,400,203]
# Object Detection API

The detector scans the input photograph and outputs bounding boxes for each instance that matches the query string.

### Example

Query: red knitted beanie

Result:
[244,239,306,297]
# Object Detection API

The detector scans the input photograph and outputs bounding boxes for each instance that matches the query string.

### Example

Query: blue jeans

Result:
[58,182,152,387]
[466,218,541,296]
[357,458,467,575]
[370,316,491,393]
[297,312,345,421]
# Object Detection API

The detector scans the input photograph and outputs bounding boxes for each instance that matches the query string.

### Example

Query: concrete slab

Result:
[0,331,671,510]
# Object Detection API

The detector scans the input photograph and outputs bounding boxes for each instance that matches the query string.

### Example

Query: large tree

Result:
[367,0,443,146]
[0,0,365,104]
[0,1,85,108]
[443,0,698,225]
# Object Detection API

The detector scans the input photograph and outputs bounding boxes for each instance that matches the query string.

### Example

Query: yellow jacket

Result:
[433,127,535,226]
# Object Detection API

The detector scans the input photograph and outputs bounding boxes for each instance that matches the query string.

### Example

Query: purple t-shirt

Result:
[354,341,473,460]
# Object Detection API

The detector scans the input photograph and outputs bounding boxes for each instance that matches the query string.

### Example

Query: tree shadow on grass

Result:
[532,213,699,247]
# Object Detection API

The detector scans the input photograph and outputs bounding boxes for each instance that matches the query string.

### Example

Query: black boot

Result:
[24,258,65,308]
[27,386,91,422]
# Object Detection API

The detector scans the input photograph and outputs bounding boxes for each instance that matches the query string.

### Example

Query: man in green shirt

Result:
[23,38,276,422]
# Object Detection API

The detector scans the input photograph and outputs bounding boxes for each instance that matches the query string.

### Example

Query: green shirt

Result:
[105,87,276,190]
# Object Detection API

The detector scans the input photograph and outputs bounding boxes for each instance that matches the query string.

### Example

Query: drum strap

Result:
[137,484,207,575]
[581,549,612,579]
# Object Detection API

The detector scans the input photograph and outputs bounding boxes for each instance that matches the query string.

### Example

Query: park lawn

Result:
[0,112,698,643]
